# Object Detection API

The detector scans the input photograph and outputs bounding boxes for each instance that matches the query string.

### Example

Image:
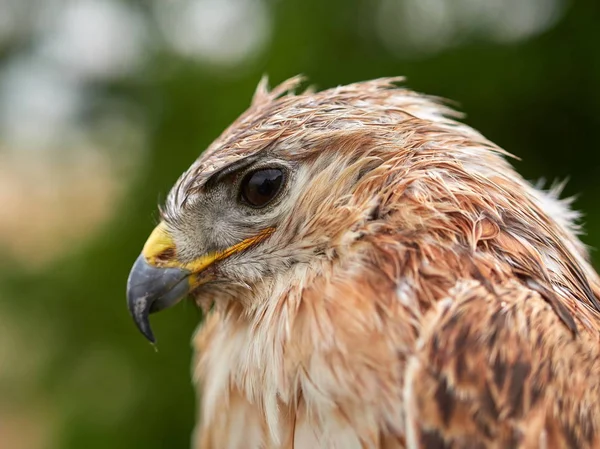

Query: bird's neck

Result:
[192,239,474,445]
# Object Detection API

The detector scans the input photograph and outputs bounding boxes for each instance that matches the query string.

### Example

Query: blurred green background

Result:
[0,0,599,447]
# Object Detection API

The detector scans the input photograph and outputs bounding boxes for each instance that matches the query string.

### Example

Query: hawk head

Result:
[126,76,595,342]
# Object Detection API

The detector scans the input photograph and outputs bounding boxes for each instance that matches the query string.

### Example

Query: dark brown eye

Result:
[240,168,285,208]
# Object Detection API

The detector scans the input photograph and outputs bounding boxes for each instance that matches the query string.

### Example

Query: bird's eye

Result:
[240,168,285,208]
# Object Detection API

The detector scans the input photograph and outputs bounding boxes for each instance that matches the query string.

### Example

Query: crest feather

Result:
[251,75,307,107]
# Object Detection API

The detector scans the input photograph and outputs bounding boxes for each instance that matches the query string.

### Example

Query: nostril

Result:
[155,247,176,263]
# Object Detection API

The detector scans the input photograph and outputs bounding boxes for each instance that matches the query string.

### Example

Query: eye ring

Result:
[239,167,286,208]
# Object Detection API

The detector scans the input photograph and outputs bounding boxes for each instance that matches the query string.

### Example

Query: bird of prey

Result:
[127,77,600,448]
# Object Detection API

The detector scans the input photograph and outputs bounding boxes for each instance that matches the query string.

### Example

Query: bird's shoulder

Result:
[405,279,600,449]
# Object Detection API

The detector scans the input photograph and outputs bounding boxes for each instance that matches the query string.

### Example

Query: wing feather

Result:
[404,280,600,449]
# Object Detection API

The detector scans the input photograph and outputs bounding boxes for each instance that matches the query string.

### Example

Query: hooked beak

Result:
[126,254,191,343]
[126,222,274,343]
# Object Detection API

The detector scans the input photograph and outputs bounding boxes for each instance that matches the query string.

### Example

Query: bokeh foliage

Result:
[0,0,599,448]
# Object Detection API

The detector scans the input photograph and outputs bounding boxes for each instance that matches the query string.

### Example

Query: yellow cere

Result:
[141,222,180,268]
[142,222,275,278]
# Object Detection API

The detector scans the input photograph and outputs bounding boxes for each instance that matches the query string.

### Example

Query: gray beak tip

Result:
[128,294,157,343]
[126,254,191,343]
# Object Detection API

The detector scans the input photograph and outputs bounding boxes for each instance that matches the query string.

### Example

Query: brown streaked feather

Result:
[405,281,600,449]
